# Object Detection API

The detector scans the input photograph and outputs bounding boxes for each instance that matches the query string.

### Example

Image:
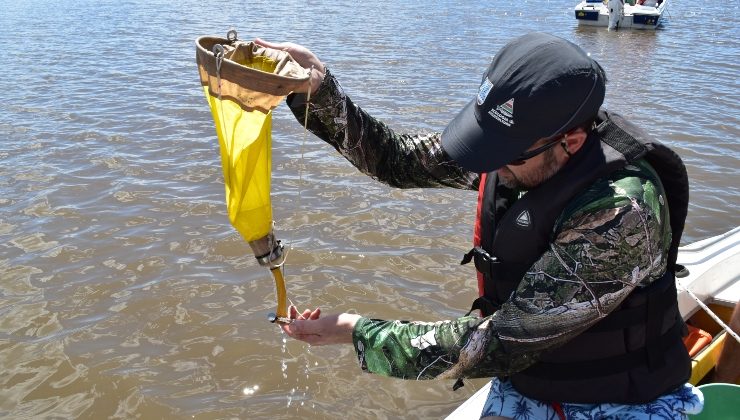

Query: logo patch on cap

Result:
[477,78,493,105]
[488,98,515,127]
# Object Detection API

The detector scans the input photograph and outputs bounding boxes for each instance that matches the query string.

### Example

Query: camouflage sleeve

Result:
[351,161,673,380]
[287,68,479,190]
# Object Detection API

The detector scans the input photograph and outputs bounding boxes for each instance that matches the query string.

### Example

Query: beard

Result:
[498,148,560,189]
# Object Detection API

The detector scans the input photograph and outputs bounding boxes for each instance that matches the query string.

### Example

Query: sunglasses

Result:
[507,138,562,166]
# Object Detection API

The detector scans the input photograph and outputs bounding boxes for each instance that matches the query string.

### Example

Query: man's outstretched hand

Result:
[280,305,360,346]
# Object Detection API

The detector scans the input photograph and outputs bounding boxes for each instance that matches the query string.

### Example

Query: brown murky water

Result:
[1,0,738,418]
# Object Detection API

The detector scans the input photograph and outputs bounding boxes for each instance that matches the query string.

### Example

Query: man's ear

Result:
[562,128,588,155]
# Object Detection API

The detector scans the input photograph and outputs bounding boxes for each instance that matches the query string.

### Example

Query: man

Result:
[255,33,703,418]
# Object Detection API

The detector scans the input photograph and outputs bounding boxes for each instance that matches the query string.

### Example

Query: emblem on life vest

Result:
[515,210,532,229]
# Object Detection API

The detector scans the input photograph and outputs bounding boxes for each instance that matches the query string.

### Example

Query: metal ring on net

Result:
[211,44,225,60]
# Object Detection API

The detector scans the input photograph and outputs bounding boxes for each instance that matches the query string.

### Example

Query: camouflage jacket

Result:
[288,69,672,381]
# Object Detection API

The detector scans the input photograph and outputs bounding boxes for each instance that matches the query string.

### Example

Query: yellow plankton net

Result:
[196,30,310,323]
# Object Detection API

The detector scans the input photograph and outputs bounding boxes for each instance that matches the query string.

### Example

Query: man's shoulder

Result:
[560,158,665,222]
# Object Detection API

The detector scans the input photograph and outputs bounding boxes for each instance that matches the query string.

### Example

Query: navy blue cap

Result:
[441,33,606,173]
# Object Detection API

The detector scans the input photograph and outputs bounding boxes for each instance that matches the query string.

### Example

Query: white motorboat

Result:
[575,0,669,30]
[447,226,740,419]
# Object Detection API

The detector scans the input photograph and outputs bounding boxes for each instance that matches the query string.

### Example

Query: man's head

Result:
[441,32,606,176]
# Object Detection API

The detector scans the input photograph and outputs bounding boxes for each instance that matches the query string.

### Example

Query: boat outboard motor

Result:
[609,0,624,30]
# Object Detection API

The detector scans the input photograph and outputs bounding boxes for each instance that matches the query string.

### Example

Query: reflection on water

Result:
[0,0,738,418]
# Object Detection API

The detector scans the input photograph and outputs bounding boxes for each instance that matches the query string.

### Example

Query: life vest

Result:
[462,110,691,403]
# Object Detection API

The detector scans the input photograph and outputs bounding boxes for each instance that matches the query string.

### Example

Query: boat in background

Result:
[447,226,740,419]
[575,0,669,30]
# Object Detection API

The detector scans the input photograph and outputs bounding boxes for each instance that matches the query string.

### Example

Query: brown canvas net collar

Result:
[196,35,311,113]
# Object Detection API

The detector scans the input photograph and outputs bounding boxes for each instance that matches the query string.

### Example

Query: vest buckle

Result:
[460,247,499,277]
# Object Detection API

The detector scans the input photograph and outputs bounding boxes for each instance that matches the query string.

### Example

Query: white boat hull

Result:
[675,226,740,319]
[575,0,668,29]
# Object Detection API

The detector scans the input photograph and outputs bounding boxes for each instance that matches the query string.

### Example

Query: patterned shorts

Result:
[480,379,704,419]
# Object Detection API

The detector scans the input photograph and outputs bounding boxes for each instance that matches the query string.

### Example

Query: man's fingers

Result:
[288,305,299,320]
[254,37,284,50]
[284,306,322,320]
[254,38,299,55]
